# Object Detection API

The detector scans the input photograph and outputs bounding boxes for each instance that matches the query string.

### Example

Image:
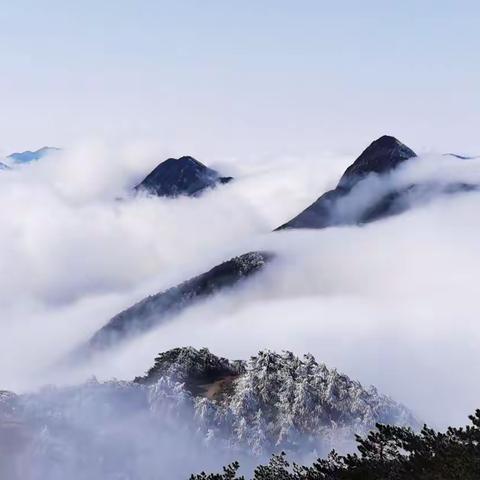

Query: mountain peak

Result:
[177,155,201,163]
[135,155,233,197]
[372,134,403,144]
[276,136,416,230]
[337,135,416,189]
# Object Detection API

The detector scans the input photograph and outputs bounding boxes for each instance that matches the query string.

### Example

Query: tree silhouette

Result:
[190,409,480,480]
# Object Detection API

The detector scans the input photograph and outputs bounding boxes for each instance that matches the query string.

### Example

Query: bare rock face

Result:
[134,155,233,197]
[85,252,272,353]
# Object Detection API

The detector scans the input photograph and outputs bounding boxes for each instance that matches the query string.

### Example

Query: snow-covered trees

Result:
[0,348,416,479]
[142,348,416,456]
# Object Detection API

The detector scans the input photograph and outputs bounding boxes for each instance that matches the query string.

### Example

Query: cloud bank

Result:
[1,141,480,436]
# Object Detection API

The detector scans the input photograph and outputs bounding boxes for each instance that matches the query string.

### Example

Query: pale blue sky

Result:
[0,0,479,156]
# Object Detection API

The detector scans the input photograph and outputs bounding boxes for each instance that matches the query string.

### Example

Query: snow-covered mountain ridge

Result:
[1,348,415,466]
[136,347,416,454]
[84,252,271,354]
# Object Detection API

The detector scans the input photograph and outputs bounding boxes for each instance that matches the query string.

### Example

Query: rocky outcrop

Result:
[134,156,233,197]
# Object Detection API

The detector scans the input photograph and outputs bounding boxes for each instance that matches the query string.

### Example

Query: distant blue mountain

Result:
[7,146,60,164]
[0,162,9,170]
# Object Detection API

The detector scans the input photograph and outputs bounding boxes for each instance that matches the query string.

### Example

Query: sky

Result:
[0,0,479,157]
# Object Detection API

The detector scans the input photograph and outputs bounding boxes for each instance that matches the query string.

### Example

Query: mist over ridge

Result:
[2,2,480,478]
[1,136,480,479]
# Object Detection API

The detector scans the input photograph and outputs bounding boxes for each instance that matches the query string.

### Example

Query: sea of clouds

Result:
[1,141,480,477]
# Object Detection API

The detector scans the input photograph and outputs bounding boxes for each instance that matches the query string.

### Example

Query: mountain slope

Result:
[135,155,233,197]
[85,252,272,353]
[276,136,417,230]
[276,137,480,230]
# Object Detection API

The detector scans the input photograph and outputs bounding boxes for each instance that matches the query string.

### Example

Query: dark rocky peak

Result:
[276,136,417,230]
[134,155,233,197]
[337,135,416,190]
[136,347,244,395]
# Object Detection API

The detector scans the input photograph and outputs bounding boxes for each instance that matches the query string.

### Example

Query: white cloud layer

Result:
[1,142,480,434]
